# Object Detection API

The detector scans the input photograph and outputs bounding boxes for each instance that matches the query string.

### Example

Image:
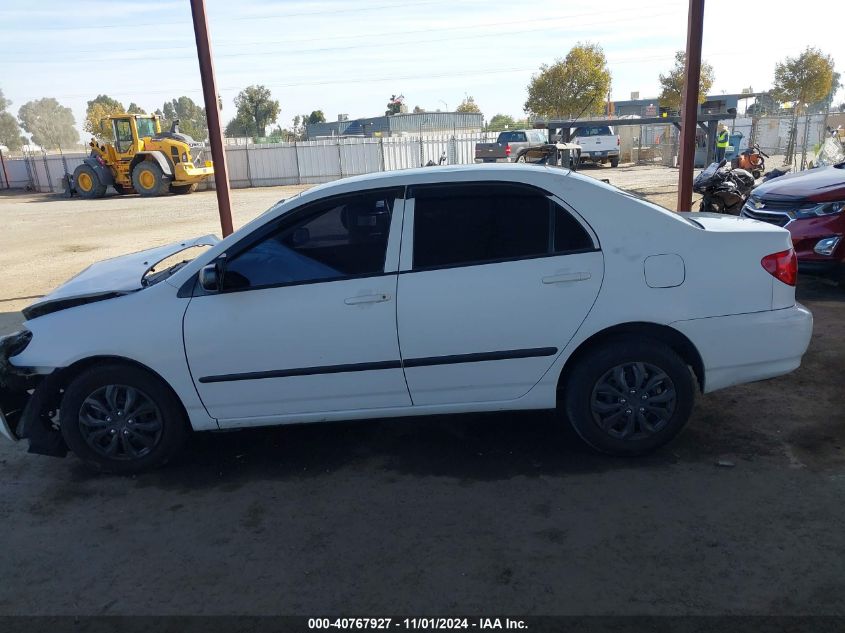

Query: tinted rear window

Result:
[498,131,527,143]
[573,126,612,137]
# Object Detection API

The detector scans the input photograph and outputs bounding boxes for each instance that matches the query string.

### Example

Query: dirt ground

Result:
[1,167,844,617]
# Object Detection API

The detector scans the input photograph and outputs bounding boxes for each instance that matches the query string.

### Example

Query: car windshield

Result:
[142,245,213,286]
[136,118,156,138]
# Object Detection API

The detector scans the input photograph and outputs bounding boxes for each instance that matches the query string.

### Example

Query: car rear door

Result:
[183,188,411,422]
[395,182,604,406]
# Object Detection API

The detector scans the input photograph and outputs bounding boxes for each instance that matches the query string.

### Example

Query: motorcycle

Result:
[693,159,755,215]
[733,143,768,179]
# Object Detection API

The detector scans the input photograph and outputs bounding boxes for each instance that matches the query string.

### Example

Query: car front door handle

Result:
[542,272,592,284]
[344,293,392,305]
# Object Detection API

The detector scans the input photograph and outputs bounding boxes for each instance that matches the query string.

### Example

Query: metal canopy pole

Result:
[190,0,234,237]
[676,0,705,212]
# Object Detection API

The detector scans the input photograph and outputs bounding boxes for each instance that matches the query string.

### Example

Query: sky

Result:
[1,0,843,139]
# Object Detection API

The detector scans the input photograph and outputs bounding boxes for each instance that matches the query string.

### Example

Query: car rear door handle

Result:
[344,293,392,305]
[542,272,591,284]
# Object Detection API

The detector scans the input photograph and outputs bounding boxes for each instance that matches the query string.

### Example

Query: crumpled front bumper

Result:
[0,330,67,456]
[0,330,34,441]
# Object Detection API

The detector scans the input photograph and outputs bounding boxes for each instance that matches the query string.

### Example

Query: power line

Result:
[6,9,679,65]
[23,52,717,101]
[7,0,476,32]
[1,4,676,58]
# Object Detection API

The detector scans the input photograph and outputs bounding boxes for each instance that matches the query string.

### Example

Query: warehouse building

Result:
[306,112,483,139]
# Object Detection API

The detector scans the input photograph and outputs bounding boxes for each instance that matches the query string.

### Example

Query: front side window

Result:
[412,183,593,270]
[222,190,397,291]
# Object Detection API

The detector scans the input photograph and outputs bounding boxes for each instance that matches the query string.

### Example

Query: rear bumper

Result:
[581,150,619,160]
[670,304,813,393]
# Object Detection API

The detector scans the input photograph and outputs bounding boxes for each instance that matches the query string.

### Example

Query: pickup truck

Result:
[475,129,547,163]
[571,125,620,167]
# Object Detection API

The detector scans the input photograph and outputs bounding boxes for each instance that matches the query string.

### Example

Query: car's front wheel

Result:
[60,364,189,473]
[561,338,694,456]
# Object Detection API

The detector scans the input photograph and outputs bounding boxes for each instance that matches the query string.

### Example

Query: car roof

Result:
[298,164,574,201]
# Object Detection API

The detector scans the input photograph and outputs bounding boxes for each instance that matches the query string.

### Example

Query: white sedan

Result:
[0,165,813,472]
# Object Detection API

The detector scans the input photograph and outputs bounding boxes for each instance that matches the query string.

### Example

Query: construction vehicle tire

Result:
[132,162,167,197]
[170,183,198,195]
[73,164,107,199]
[113,184,130,195]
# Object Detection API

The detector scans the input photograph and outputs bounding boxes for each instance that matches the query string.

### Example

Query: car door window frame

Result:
[191,187,405,296]
[399,181,599,273]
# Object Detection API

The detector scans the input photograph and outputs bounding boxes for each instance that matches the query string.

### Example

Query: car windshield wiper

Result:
[141,260,191,287]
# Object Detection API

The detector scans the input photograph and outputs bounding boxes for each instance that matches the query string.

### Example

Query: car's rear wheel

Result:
[59,364,189,473]
[610,157,619,168]
[561,338,694,456]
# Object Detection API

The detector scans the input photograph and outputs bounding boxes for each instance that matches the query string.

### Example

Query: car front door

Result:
[183,188,411,423]
[396,182,603,406]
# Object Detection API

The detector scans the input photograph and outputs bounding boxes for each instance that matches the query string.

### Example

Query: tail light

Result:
[617,136,620,146]
[761,249,797,286]
[505,144,511,157]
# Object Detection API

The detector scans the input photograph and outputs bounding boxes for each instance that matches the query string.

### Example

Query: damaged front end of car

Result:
[0,330,68,457]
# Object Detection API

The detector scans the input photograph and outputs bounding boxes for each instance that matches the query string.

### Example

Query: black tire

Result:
[113,183,130,195]
[73,164,107,199]
[561,338,695,456]
[131,161,168,197]
[59,363,189,474]
[610,157,619,168]
[170,183,198,195]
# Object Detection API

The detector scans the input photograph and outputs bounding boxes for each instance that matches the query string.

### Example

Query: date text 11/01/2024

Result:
[308,618,528,630]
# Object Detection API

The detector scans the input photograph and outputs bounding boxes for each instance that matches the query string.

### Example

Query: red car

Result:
[741,162,845,283]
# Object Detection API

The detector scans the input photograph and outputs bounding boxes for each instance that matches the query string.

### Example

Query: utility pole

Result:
[190,0,234,237]
[676,0,705,212]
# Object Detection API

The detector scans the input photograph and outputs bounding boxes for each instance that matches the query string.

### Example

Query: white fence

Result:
[0,133,500,193]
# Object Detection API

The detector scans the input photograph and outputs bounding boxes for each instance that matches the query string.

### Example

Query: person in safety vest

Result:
[716,124,730,162]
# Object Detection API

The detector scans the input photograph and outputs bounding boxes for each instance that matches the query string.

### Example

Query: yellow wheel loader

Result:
[73,114,214,198]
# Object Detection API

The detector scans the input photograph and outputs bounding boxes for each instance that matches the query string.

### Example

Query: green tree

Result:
[159,96,208,140]
[456,96,481,113]
[772,47,835,111]
[487,113,516,131]
[772,47,835,160]
[307,110,326,124]
[0,88,25,151]
[807,70,840,113]
[524,43,611,119]
[224,115,254,137]
[233,85,280,136]
[0,112,25,151]
[658,51,715,112]
[127,102,146,114]
[84,94,125,141]
[18,98,79,149]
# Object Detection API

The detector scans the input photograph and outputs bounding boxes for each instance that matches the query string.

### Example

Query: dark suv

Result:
[741,163,845,283]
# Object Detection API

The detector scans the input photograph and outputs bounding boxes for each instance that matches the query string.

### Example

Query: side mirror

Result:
[199,264,220,292]
[199,256,226,292]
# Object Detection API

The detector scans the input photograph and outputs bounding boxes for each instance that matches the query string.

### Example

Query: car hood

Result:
[753,164,845,203]
[22,235,219,320]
